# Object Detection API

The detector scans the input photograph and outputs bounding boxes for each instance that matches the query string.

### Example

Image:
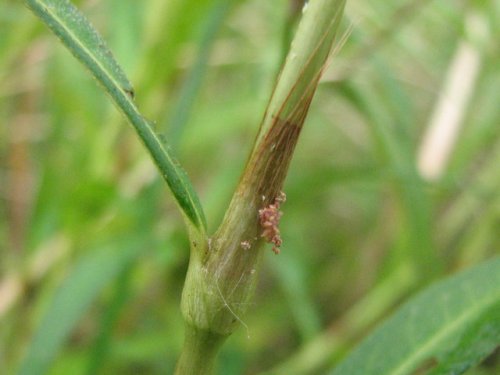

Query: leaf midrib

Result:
[390,291,500,375]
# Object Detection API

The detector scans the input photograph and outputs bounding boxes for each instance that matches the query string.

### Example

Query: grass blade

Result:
[164,0,232,149]
[24,0,206,233]
[330,257,500,375]
[17,243,141,375]
[85,265,133,375]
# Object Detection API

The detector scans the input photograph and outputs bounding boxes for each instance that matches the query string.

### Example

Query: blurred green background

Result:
[1,0,499,374]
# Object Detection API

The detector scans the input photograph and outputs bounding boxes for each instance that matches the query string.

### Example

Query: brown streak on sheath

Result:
[208,83,316,266]
[256,119,301,200]
[248,88,315,206]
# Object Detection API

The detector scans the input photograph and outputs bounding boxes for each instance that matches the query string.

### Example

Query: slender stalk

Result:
[174,324,227,375]
[177,1,347,373]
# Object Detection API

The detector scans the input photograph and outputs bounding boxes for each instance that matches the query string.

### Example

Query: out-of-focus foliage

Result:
[0,0,499,374]
[330,257,500,375]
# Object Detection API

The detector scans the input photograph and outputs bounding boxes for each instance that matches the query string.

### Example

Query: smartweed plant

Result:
[7,0,499,374]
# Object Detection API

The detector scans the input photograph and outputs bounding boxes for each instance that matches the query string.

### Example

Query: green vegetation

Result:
[1,0,499,374]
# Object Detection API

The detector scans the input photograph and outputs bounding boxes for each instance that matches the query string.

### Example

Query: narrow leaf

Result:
[24,0,206,232]
[165,0,231,148]
[330,257,500,375]
[17,243,140,375]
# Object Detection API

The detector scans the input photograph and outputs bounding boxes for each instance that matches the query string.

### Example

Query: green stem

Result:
[174,324,227,375]
[177,0,347,369]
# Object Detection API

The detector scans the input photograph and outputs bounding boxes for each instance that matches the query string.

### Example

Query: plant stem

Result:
[174,324,227,375]
[177,0,347,371]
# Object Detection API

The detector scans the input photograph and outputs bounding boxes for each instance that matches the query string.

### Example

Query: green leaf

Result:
[24,0,206,233]
[17,242,141,375]
[427,300,500,375]
[330,257,500,375]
